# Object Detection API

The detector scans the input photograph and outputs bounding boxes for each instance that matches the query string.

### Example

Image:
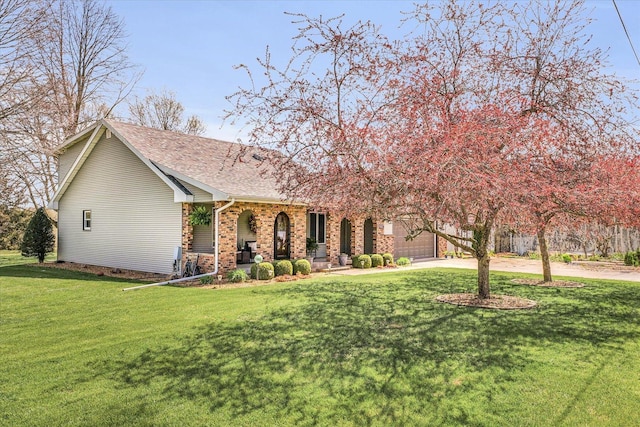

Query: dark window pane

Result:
[310,213,316,239]
[318,214,325,243]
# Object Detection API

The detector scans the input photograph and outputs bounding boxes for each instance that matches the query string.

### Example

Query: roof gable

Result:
[105,120,285,201]
[50,119,289,208]
[49,121,195,208]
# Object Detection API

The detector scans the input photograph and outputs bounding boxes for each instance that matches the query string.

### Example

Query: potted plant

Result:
[189,205,211,226]
[338,253,349,266]
[306,237,318,263]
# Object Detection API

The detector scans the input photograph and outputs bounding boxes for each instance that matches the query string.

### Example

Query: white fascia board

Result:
[50,123,105,207]
[53,124,98,155]
[230,195,307,206]
[150,164,229,201]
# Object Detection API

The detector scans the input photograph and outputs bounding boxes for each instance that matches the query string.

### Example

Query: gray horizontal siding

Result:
[177,178,215,202]
[57,132,182,274]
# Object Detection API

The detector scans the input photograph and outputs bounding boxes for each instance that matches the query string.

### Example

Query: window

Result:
[83,210,91,231]
[308,213,326,244]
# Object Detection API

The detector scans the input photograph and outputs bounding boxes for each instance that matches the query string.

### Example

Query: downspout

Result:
[123,198,236,291]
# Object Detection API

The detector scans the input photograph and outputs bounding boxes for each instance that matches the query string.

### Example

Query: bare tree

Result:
[0,0,48,122]
[128,89,206,135]
[2,0,140,208]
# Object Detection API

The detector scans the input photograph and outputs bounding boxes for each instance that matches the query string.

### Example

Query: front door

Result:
[307,212,327,258]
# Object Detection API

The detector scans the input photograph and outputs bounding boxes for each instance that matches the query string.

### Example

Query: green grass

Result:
[1,257,639,426]
[0,250,56,267]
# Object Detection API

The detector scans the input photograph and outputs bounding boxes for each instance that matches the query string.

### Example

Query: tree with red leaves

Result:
[227,0,639,299]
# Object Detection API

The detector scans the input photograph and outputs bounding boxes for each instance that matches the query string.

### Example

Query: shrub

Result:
[0,206,31,250]
[371,254,384,268]
[293,259,311,275]
[274,259,293,276]
[382,253,394,266]
[199,275,214,284]
[624,251,639,267]
[352,254,372,269]
[250,263,259,279]
[561,253,572,264]
[21,208,55,263]
[350,254,359,267]
[257,262,274,280]
[611,252,625,261]
[527,251,541,260]
[226,269,248,283]
[396,257,411,266]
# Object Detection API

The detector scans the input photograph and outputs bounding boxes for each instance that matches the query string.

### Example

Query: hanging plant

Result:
[189,205,211,226]
[248,214,257,233]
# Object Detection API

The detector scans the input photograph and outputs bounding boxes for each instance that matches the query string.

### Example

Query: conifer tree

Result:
[21,208,54,263]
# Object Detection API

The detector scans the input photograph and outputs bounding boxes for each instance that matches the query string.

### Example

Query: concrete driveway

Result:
[330,257,640,282]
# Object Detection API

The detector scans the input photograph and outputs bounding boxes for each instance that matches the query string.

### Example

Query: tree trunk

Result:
[537,228,553,282]
[477,254,491,299]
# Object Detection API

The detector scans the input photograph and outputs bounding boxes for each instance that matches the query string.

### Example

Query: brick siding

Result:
[181,201,407,274]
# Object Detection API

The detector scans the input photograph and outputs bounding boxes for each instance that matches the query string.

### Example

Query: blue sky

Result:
[106,0,640,140]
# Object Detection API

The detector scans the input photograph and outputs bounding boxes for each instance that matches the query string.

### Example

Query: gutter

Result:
[123,198,236,291]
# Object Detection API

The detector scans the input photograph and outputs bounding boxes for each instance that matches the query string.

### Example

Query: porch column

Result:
[181,203,194,254]
[353,218,364,255]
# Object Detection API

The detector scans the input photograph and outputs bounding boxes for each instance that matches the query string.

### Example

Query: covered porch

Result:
[180,202,399,275]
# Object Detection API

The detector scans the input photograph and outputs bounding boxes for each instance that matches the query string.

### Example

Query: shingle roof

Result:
[105,120,286,202]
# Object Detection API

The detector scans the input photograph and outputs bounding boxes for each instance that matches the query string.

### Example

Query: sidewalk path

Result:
[329,257,640,283]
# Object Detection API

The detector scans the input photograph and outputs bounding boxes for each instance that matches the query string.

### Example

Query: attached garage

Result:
[393,223,436,259]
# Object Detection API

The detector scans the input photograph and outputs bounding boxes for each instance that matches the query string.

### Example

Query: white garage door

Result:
[393,224,435,259]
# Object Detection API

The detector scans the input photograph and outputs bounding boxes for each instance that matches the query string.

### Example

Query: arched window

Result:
[340,218,352,255]
[364,218,374,254]
[274,212,290,259]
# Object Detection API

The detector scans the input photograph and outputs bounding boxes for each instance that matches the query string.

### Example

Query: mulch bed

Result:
[38,262,309,290]
[38,261,168,281]
[436,293,537,310]
[510,278,585,288]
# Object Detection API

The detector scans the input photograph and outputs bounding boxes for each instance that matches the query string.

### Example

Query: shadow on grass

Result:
[0,264,145,284]
[92,270,640,425]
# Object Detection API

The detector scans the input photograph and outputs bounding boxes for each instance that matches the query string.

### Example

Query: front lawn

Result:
[0,250,56,267]
[1,261,639,426]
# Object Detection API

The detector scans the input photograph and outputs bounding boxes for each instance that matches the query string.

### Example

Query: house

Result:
[49,119,445,275]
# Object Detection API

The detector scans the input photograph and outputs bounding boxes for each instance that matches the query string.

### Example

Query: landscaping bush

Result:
[293,259,311,275]
[250,263,259,279]
[226,269,248,283]
[527,251,541,260]
[371,254,384,268]
[257,262,274,280]
[561,253,572,264]
[624,251,639,267]
[199,275,214,284]
[274,259,293,276]
[0,206,31,250]
[352,254,372,269]
[382,253,394,266]
[351,254,359,267]
[396,257,411,266]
